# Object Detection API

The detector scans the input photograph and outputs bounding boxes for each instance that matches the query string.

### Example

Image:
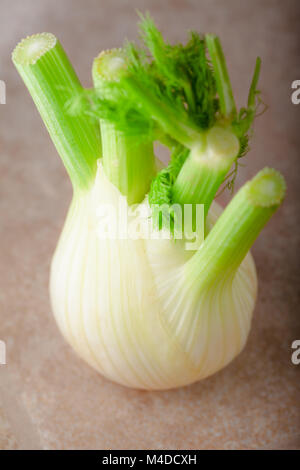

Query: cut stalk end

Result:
[247,167,286,207]
[93,49,126,84]
[206,126,239,164]
[12,33,56,66]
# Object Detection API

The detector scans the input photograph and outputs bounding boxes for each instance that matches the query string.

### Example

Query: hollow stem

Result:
[12,33,101,190]
[185,168,286,288]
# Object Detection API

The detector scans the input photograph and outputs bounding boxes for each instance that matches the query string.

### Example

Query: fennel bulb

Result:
[12,15,285,390]
[50,163,257,389]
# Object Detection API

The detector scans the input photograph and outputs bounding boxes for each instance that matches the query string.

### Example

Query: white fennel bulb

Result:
[12,19,285,391]
[50,163,257,390]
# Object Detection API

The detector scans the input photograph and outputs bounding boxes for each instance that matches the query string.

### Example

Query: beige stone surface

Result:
[0,400,18,450]
[0,0,299,450]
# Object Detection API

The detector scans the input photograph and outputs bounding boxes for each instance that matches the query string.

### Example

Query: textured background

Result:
[0,0,299,450]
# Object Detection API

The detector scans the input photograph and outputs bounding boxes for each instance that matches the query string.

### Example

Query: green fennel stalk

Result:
[92,50,155,204]
[12,33,101,191]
